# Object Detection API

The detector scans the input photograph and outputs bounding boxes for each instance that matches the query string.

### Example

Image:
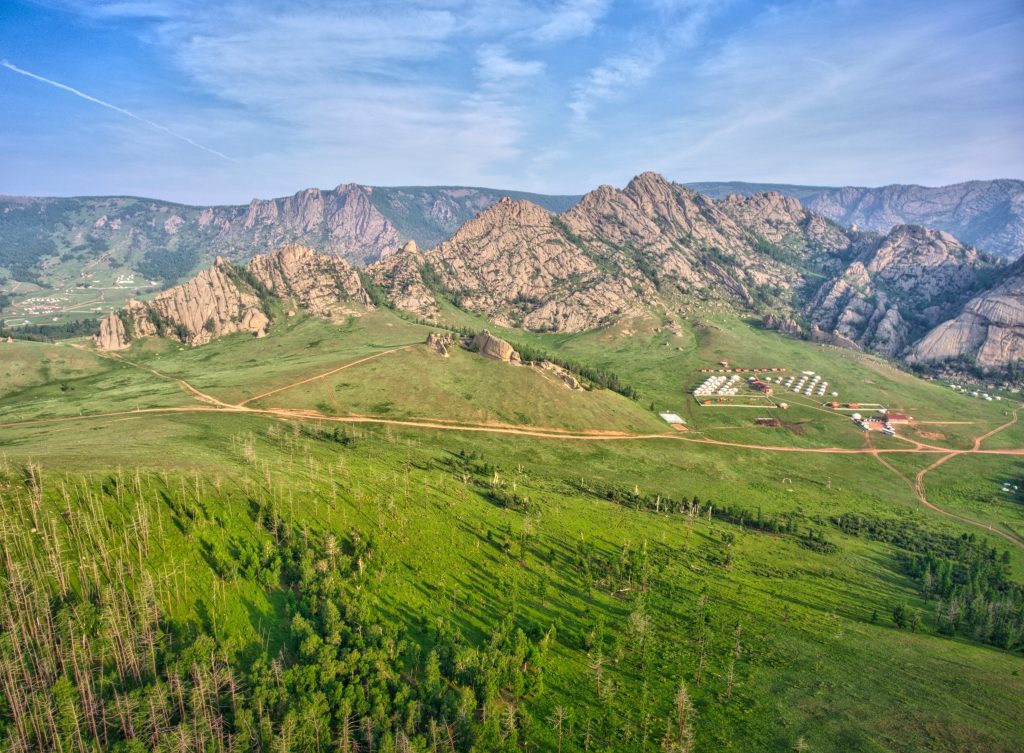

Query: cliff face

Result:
[239,184,405,265]
[247,244,370,315]
[804,225,991,356]
[93,246,370,350]
[910,260,1024,368]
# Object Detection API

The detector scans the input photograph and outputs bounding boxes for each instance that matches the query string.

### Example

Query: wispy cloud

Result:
[566,0,717,129]
[568,51,663,127]
[657,1,1024,185]
[5,0,1021,199]
[1,58,235,162]
[476,45,545,84]
[532,0,612,42]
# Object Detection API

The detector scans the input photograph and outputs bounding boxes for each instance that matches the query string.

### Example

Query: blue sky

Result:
[1,0,1021,203]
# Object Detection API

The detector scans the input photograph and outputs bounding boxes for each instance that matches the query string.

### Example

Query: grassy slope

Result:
[1,305,1022,751]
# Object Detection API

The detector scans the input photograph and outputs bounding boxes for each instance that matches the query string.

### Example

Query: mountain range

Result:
[688,179,1024,260]
[0,185,577,289]
[90,172,1023,373]
[1,178,1021,301]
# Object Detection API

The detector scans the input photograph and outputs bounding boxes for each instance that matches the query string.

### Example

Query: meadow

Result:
[0,305,1021,752]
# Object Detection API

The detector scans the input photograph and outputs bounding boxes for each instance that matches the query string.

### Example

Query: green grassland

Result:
[922,454,1024,541]
[0,303,1021,752]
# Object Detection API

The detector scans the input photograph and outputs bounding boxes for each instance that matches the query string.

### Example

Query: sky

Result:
[0,0,1022,204]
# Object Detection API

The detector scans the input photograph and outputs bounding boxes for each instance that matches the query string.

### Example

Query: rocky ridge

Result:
[0,185,579,291]
[94,246,370,350]
[805,225,989,356]
[367,173,861,333]
[364,173,1004,368]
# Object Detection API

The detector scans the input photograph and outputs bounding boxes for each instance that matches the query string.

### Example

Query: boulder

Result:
[240,308,269,337]
[471,330,521,363]
[426,332,455,356]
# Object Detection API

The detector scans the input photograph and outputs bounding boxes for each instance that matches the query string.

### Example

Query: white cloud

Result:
[532,0,612,42]
[476,45,545,83]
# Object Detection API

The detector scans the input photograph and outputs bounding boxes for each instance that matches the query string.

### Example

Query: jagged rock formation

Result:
[808,324,863,351]
[93,247,370,350]
[241,185,399,266]
[471,331,521,363]
[370,197,643,331]
[95,312,131,351]
[561,173,805,299]
[366,244,438,321]
[536,360,581,389]
[689,179,1024,260]
[247,244,370,315]
[804,225,991,356]
[763,313,803,335]
[117,259,267,347]
[367,173,858,333]
[425,332,455,356]
[910,260,1024,368]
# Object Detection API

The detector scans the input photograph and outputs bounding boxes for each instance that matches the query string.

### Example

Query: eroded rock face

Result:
[95,312,130,351]
[804,225,990,355]
[366,245,439,322]
[139,259,263,346]
[247,244,370,315]
[763,313,802,335]
[435,197,644,332]
[691,178,1024,260]
[425,332,455,356]
[910,261,1024,367]
[242,185,401,265]
[94,247,372,350]
[366,175,857,334]
[472,330,521,363]
[804,181,1024,260]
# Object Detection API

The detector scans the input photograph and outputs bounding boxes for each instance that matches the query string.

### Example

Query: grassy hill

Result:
[1,305,1022,752]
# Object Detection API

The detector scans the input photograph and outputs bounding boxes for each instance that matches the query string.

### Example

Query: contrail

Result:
[1,59,236,162]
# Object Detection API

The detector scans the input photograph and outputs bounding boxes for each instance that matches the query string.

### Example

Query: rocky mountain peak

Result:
[454,196,554,234]
[624,171,675,198]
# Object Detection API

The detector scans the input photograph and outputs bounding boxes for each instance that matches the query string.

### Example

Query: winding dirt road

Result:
[6,346,1023,547]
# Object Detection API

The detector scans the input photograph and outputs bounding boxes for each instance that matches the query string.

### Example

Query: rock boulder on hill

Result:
[95,312,131,351]
[471,331,521,363]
